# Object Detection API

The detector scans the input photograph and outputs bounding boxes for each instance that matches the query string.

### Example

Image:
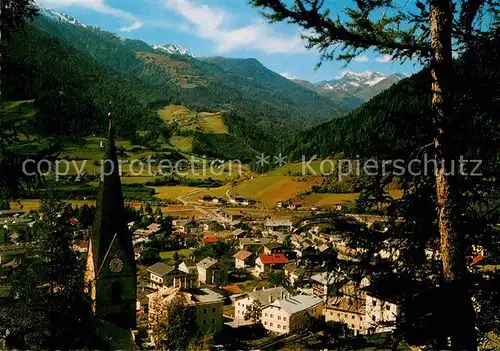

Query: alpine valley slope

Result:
[31,6,351,136]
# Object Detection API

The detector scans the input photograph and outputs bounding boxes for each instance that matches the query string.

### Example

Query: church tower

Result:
[85,113,137,329]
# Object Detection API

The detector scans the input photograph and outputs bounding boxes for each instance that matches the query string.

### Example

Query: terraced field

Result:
[159,105,228,134]
[230,175,322,207]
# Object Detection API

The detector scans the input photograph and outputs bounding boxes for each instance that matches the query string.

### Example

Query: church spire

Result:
[85,103,137,328]
[90,103,134,274]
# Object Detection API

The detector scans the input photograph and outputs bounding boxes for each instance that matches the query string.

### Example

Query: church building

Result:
[85,116,137,329]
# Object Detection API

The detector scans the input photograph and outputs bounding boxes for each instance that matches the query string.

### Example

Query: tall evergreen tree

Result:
[250,0,500,349]
[0,199,98,349]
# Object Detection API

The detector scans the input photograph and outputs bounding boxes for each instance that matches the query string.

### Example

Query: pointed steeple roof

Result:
[90,110,134,274]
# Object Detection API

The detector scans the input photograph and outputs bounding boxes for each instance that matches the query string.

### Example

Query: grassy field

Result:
[160,248,195,264]
[269,160,335,176]
[159,105,228,134]
[153,186,205,200]
[9,199,96,211]
[231,175,322,207]
[183,185,231,202]
[170,135,193,153]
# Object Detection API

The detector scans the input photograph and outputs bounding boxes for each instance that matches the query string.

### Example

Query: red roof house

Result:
[200,236,217,245]
[471,255,485,266]
[255,253,288,274]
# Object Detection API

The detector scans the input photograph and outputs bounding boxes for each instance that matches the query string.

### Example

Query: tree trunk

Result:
[429,0,477,349]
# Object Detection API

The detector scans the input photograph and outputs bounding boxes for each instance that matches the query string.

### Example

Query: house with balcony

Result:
[147,262,196,290]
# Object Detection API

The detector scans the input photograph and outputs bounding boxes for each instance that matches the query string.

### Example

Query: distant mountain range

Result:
[292,71,409,106]
[153,44,194,57]
[28,6,353,135]
[4,5,412,160]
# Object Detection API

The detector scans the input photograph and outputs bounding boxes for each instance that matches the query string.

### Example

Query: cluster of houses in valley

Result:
[2,206,494,347]
[143,258,229,339]
[197,194,257,207]
[136,208,414,340]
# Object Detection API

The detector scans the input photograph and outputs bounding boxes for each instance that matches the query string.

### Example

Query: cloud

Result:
[353,54,369,62]
[37,0,136,21]
[163,0,308,54]
[119,21,143,32]
[376,54,393,63]
[280,72,297,80]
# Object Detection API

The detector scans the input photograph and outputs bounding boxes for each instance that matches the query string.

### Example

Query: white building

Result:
[148,287,225,335]
[231,286,288,325]
[325,296,366,335]
[233,249,255,269]
[264,220,293,233]
[310,271,342,301]
[261,294,323,334]
[364,293,400,333]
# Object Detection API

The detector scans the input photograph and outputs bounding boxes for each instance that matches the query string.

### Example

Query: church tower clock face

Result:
[109,258,124,273]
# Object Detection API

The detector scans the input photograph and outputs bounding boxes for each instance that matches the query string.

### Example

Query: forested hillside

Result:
[31,9,347,135]
[2,26,164,139]
[283,71,432,160]
[284,40,500,164]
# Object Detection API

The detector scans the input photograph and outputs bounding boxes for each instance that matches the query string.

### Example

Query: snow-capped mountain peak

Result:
[311,70,408,100]
[37,5,86,28]
[153,44,193,57]
[316,71,396,91]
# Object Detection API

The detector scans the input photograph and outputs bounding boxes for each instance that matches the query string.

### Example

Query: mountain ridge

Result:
[292,71,408,105]
[31,5,351,135]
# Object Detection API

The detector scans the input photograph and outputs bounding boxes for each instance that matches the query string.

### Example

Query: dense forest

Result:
[2,26,164,139]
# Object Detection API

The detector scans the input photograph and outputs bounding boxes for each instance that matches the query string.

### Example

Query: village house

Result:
[148,287,225,335]
[294,240,316,258]
[284,261,307,286]
[172,219,189,230]
[255,253,288,275]
[231,286,288,325]
[171,232,196,247]
[72,239,88,253]
[146,223,162,235]
[377,238,406,261]
[179,259,198,276]
[261,294,323,334]
[238,237,273,250]
[264,220,293,233]
[317,243,333,256]
[200,235,217,246]
[325,296,366,335]
[329,280,400,335]
[233,249,255,269]
[197,257,228,285]
[133,228,150,238]
[291,233,307,249]
[231,228,247,238]
[288,200,302,211]
[263,242,286,255]
[311,272,341,301]
[147,262,196,290]
[364,289,400,333]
